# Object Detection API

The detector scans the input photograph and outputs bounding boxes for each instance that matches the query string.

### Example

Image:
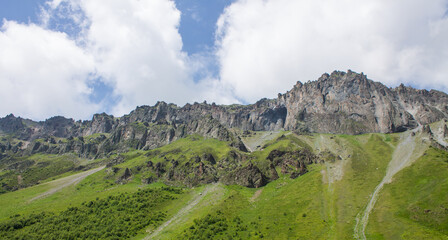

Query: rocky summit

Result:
[1,70,447,159]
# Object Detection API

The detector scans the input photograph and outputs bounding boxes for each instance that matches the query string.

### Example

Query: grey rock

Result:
[444,124,448,138]
[1,70,447,159]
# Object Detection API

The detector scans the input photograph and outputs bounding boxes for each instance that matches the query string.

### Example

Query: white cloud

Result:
[0,20,99,120]
[1,0,225,120]
[216,0,448,103]
[43,0,200,116]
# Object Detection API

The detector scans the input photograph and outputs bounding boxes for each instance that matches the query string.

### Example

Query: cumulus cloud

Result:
[216,0,448,103]
[42,0,238,116]
[1,0,226,120]
[43,0,198,116]
[0,20,98,120]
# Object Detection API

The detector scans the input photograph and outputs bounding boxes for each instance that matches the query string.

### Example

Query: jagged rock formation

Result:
[1,70,447,159]
[279,70,447,134]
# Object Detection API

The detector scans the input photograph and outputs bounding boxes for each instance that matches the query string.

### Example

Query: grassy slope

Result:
[0,167,198,239]
[0,131,446,239]
[174,133,400,240]
[174,166,327,240]
[116,135,232,169]
[148,183,228,240]
[0,135,231,217]
[368,147,448,239]
[332,134,396,239]
[0,152,106,194]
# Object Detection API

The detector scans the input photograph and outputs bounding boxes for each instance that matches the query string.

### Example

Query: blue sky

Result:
[0,0,232,56]
[176,0,233,55]
[1,0,448,120]
[0,0,46,23]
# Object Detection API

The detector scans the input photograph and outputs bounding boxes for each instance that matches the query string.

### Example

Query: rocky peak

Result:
[42,116,75,138]
[281,70,447,134]
[1,70,447,159]
[0,114,25,134]
[83,113,115,135]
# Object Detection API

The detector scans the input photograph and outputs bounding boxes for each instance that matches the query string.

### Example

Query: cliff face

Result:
[279,70,447,134]
[1,70,447,157]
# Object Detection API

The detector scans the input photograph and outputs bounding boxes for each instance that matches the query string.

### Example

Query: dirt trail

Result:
[250,189,263,202]
[354,128,427,239]
[28,166,105,203]
[144,183,220,240]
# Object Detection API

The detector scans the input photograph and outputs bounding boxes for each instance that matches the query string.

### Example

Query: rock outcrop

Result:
[221,162,268,188]
[266,148,319,179]
[1,70,447,158]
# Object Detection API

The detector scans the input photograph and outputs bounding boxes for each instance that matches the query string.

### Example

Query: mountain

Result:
[0,70,447,239]
[1,70,447,158]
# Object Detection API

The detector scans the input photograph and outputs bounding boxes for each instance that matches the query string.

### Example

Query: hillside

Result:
[0,70,447,239]
[0,123,447,239]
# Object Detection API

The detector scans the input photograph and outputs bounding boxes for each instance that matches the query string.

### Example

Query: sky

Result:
[0,0,448,121]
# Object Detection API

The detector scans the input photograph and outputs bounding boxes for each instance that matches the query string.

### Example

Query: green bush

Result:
[0,187,182,239]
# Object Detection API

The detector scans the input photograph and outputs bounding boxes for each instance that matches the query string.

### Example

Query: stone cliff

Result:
[279,70,447,134]
[1,70,447,158]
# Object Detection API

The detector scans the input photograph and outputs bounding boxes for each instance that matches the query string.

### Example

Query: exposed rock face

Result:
[279,70,447,134]
[266,148,319,179]
[269,163,279,180]
[83,113,115,136]
[0,70,447,158]
[221,163,268,188]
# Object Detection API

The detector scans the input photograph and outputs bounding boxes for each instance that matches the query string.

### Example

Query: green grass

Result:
[0,168,199,239]
[0,154,82,192]
[0,132,446,239]
[0,187,183,239]
[329,134,394,239]
[368,147,448,239]
[116,135,233,170]
[174,133,403,239]
[151,184,228,240]
[178,165,330,239]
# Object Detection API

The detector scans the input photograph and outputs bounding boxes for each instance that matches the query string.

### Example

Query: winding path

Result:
[28,166,105,203]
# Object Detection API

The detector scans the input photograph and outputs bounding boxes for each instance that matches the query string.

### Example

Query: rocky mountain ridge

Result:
[1,70,447,159]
